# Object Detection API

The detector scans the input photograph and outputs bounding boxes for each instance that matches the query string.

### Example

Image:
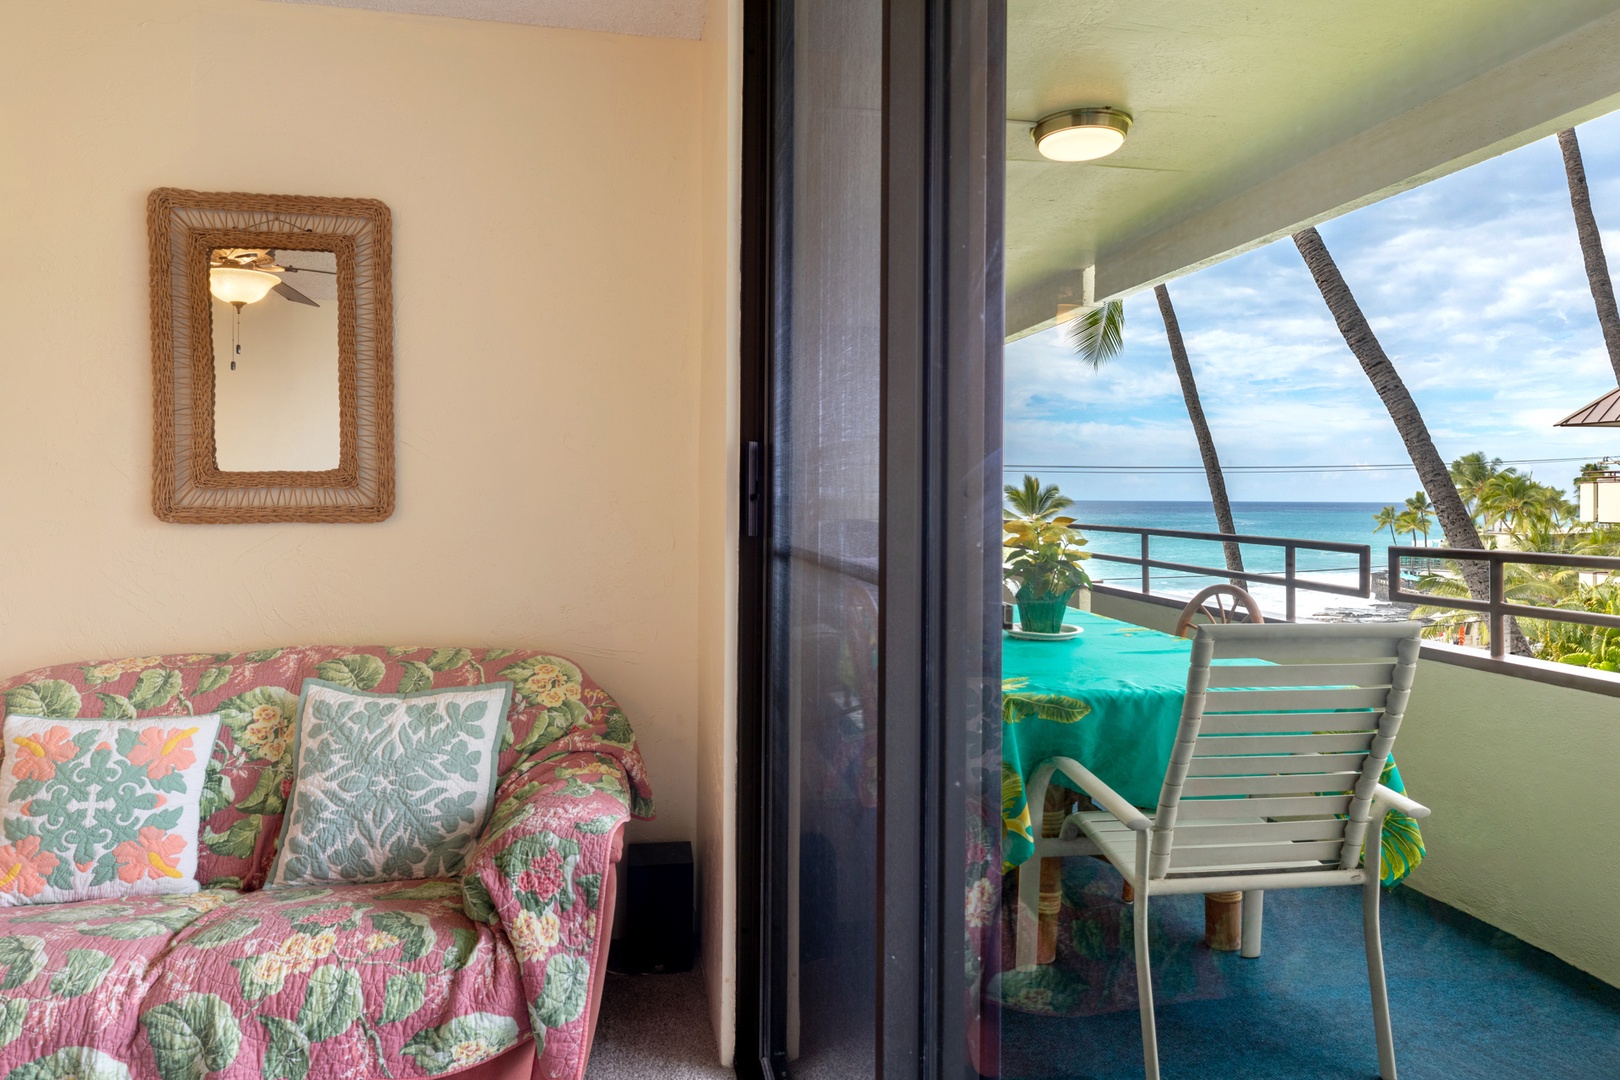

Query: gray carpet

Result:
[587,971,735,1079]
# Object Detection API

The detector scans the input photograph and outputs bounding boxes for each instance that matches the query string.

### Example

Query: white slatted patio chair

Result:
[1014,621,1430,1080]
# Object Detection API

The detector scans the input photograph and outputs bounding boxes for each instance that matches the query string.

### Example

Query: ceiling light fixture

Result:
[208,266,281,307]
[208,259,283,372]
[1033,107,1133,162]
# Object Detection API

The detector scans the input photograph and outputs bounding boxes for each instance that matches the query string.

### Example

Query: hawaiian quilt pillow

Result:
[268,678,513,885]
[0,713,222,905]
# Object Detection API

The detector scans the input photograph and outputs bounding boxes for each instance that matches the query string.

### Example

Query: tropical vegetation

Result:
[1004,474,1074,523]
[1400,452,1620,663]
[1003,475,1091,610]
[1390,126,1620,659]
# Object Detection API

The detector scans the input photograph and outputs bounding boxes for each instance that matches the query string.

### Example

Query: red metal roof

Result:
[1556,388,1620,427]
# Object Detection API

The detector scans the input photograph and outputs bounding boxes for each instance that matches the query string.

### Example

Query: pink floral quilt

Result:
[0,646,654,1080]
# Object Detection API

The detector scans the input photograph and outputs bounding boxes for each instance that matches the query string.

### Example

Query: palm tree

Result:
[1537,482,1579,527]
[1557,128,1620,384]
[1449,452,1505,528]
[1071,291,1245,574]
[1291,226,1529,654]
[1404,490,1432,521]
[1481,472,1539,536]
[1401,494,1434,546]
[1004,474,1074,522]
[1372,505,1399,545]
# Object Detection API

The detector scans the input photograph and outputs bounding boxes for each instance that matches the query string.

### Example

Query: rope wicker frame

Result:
[149,188,394,523]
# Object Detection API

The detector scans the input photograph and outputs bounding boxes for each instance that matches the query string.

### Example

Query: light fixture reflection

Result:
[209,266,280,306]
[1033,108,1133,162]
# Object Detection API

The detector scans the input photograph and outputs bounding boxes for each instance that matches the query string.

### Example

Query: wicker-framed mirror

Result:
[148,188,394,523]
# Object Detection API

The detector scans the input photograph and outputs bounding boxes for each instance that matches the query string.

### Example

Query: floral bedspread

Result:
[0,646,655,1080]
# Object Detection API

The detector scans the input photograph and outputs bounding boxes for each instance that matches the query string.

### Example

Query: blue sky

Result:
[1005,108,1620,503]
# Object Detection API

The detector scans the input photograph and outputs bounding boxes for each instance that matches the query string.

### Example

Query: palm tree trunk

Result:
[1155,284,1245,577]
[1558,128,1620,385]
[1292,227,1531,656]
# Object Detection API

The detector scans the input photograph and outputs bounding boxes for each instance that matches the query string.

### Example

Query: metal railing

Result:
[1074,523,1372,622]
[1387,545,1620,659]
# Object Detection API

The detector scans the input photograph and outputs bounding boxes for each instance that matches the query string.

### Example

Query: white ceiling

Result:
[261,0,705,40]
[1007,0,1620,337]
[276,251,339,304]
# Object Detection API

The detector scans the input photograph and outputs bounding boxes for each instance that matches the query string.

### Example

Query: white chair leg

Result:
[1016,847,1041,969]
[1240,889,1264,959]
[1133,831,1160,1080]
[1363,814,1397,1080]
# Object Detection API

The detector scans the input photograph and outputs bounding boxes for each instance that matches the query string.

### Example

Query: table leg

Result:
[1037,786,1077,965]
[1204,891,1242,951]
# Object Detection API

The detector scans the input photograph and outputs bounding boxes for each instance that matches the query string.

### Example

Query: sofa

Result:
[0,645,654,1080]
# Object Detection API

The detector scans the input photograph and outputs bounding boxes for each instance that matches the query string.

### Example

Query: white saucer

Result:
[1008,623,1083,641]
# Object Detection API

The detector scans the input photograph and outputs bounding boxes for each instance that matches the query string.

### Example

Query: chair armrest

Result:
[460,751,633,1069]
[1051,756,1152,831]
[1373,782,1431,820]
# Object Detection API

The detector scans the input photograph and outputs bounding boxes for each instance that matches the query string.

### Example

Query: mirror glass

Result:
[209,248,341,472]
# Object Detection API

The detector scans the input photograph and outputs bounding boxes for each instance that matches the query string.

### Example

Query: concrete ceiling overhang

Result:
[1007,0,1620,340]
[259,0,705,39]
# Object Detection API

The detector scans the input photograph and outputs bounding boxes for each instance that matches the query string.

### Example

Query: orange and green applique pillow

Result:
[0,713,222,905]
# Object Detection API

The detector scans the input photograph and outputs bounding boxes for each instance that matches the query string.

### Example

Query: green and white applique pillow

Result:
[268,679,513,886]
[0,713,223,905]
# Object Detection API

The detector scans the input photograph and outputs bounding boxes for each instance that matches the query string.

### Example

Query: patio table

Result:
[1001,609,1424,956]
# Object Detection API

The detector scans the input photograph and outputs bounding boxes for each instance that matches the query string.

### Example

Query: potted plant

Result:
[1004,476,1092,634]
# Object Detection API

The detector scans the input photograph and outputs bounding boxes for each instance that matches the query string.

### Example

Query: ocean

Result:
[1064,501,1410,618]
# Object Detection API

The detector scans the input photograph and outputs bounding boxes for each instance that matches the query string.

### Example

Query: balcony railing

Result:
[1074,523,1372,622]
[1387,545,1620,659]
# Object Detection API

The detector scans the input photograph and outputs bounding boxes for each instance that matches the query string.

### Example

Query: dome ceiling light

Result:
[208,266,281,306]
[1033,107,1133,162]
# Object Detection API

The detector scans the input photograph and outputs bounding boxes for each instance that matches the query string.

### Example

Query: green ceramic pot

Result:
[1014,586,1074,634]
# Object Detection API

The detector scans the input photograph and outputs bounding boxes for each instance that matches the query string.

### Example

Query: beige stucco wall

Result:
[1089,589,1620,987]
[0,0,709,858]
[1395,658,1620,988]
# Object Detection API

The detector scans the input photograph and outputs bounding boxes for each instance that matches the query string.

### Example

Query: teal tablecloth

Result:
[1001,610,1423,884]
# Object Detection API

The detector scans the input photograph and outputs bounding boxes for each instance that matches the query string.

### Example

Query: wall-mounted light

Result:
[1033,108,1133,162]
[208,266,280,307]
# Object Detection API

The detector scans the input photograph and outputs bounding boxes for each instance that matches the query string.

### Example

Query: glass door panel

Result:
[769,0,883,1074]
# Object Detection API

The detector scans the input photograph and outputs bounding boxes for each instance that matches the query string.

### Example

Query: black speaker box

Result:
[610,841,696,974]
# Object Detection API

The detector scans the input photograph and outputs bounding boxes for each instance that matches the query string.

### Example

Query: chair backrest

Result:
[1147,621,1423,881]
[1173,584,1264,638]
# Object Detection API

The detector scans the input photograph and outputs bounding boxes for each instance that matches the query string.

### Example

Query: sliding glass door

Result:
[765,0,883,1075]
[738,0,1005,1076]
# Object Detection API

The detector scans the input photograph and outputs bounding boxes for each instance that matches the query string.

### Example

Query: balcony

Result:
[996,525,1620,1078]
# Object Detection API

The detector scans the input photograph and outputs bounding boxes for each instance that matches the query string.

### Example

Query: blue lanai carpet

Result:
[993,856,1620,1080]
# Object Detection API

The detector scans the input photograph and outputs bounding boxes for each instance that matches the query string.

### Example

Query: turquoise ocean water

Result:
[1064,501,1403,600]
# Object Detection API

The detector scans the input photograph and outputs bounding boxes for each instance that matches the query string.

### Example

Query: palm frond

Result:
[1004,474,1074,520]
[1067,300,1125,369]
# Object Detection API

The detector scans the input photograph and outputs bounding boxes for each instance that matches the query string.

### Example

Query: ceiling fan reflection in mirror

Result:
[208,248,335,369]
